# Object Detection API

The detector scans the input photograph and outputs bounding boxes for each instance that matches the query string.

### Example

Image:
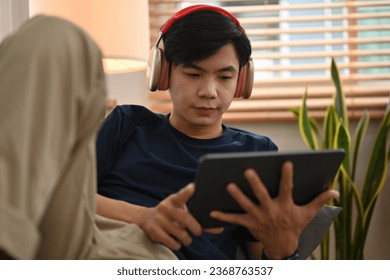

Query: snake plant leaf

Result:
[353,107,390,259]
[340,167,364,218]
[351,111,369,180]
[355,145,388,260]
[289,107,299,116]
[289,107,321,137]
[363,154,388,226]
[340,165,364,259]
[361,107,390,208]
[333,123,352,259]
[323,105,338,149]
[331,57,349,128]
[357,149,389,259]
[299,89,318,150]
[291,59,389,259]
[334,122,351,173]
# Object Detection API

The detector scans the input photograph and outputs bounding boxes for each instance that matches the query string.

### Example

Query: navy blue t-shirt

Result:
[96,105,278,259]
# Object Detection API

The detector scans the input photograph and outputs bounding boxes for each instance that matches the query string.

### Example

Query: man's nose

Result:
[198,78,217,98]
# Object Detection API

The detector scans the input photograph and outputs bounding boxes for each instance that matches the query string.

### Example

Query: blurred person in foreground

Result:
[0,15,176,260]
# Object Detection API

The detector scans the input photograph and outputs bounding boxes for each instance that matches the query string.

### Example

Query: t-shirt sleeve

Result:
[96,105,135,183]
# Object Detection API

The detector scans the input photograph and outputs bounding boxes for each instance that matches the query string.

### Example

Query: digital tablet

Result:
[187,149,345,228]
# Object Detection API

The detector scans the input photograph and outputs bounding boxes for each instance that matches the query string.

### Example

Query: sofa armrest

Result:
[297,205,342,259]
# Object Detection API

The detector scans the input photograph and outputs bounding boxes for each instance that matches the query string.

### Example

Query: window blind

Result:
[148,0,390,122]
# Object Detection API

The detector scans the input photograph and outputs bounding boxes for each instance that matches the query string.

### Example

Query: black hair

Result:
[162,10,251,68]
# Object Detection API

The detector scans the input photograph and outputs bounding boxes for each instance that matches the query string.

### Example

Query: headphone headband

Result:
[161,4,241,34]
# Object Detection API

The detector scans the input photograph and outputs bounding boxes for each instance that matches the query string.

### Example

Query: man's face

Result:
[168,43,239,135]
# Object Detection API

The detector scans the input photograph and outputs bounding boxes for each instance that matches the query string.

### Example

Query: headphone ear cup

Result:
[147,46,170,92]
[148,46,162,91]
[234,58,254,99]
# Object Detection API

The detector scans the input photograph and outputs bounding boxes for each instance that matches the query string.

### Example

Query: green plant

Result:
[290,58,390,259]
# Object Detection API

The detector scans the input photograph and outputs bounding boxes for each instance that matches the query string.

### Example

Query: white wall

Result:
[106,69,150,107]
[0,0,149,108]
[0,0,29,40]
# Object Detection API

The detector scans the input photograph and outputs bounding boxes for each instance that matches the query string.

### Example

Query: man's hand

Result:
[136,183,203,251]
[210,161,339,259]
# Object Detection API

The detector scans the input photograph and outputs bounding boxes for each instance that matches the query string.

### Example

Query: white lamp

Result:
[29,0,151,106]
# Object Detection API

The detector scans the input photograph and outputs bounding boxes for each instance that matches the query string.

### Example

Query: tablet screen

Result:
[187,149,345,228]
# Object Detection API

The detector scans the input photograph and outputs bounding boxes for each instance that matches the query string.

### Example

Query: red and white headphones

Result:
[148,5,254,99]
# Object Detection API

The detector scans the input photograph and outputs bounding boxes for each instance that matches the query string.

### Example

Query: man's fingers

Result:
[307,189,339,213]
[164,222,194,247]
[203,227,224,234]
[147,226,182,251]
[278,161,294,202]
[165,184,203,236]
[243,169,272,207]
[172,210,202,237]
[170,183,196,207]
[225,183,259,214]
[210,211,250,228]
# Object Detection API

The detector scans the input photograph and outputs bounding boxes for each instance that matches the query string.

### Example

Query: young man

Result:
[96,5,338,260]
[0,15,175,260]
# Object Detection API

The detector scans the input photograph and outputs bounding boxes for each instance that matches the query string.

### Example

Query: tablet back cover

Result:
[188,149,345,228]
